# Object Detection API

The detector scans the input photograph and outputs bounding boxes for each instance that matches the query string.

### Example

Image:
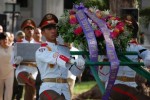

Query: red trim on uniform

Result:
[13,64,17,68]
[59,55,69,63]
[43,91,52,100]
[129,40,138,45]
[112,87,137,100]
[41,21,51,28]
[41,43,48,47]
[18,73,35,88]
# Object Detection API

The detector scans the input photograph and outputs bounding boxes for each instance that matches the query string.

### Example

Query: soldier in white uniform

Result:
[98,40,150,100]
[14,19,38,100]
[36,13,85,100]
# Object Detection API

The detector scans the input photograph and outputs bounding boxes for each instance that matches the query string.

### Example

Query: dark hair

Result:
[0,32,8,40]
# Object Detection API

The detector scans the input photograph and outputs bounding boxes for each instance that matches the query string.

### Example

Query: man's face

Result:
[0,25,3,33]
[42,25,58,42]
[16,36,24,42]
[34,28,42,40]
[42,20,58,42]
[23,27,34,38]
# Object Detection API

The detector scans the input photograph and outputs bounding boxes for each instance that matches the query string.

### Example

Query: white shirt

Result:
[36,41,84,100]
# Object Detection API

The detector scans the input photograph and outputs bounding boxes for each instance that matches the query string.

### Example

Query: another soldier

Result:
[14,19,37,100]
[36,13,85,100]
[33,28,42,43]
[98,41,150,100]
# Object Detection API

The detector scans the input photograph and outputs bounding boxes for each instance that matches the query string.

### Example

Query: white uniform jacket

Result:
[35,41,84,100]
[99,43,143,87]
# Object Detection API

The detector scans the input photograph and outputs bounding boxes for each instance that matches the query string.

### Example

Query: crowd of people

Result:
[0,13,150,100]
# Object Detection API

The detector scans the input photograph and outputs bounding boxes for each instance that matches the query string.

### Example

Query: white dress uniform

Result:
[15,38,38,84]
[35,41,84,100]
[99,43,144,87]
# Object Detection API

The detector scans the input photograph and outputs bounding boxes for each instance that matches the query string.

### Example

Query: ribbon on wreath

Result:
[75,9,98,68]
[74,3,120,100]
[84,9,120,100]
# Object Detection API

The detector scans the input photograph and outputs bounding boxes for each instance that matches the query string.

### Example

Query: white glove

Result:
[71,58,85,69]
[143,56,150,68]
[14,56,23,64]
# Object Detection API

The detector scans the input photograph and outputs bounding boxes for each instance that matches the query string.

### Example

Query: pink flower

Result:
[74,26,83,35]
[110,28,120,39]
[115,17,120,20]
[117,22,124,27]
[110,32,118,39]
[116,26,124,33]
[94,30,102,37]
[69,15,78,24]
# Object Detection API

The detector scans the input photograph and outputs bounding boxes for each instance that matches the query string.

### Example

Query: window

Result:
[17,0,28,7]
[64,0,76,9]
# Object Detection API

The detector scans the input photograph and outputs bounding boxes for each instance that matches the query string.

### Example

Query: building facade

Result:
[0,0,150,46]
[0,0,64,32]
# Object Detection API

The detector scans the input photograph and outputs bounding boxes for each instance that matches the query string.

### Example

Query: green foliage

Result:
[73,81,97,95]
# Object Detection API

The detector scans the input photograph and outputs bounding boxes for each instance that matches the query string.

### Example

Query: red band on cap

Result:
[41,20,54,28]
[41,43,48,47]
[59,55,69,63]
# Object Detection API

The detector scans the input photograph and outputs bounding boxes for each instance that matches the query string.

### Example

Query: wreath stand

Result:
[70,51,150,95]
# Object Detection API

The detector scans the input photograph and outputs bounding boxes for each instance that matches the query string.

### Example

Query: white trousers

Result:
[0,69,14,100]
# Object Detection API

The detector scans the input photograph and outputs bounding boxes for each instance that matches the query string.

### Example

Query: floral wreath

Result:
[58,3,135,99]
[58,4,133,52]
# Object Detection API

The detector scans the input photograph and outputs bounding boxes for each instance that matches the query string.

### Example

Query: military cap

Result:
[21,19,36,30]
[39,13,58,29]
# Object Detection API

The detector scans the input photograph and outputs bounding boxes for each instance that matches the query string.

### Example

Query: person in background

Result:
[36,13,85,100]
[5,32,14,46]
[0,25,3,33]
[33,28,42,43]
[0,33,14,100]
[125,14,139,42]
[15,31,25,42]
[12,31,25,100]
